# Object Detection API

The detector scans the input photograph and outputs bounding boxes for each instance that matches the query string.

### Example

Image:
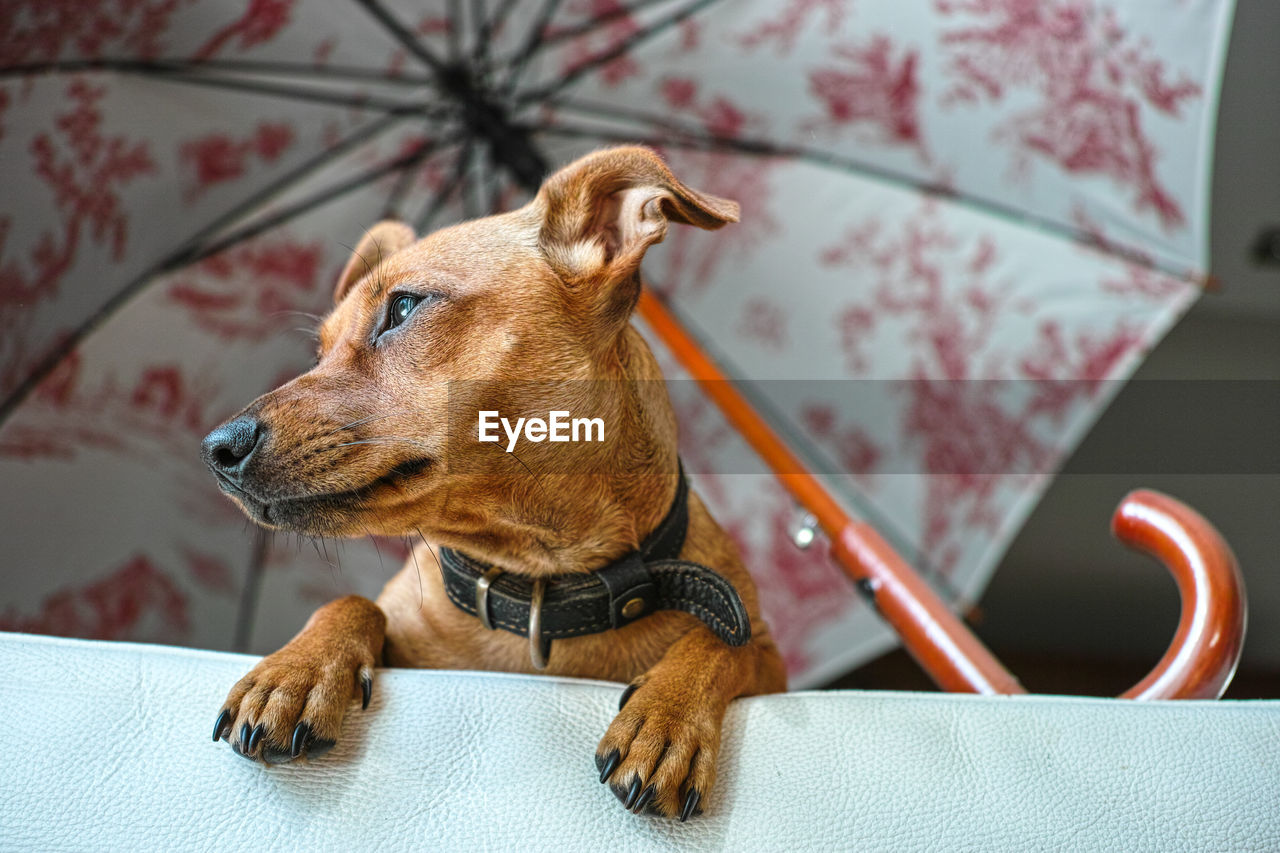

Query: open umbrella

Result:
[0,0,1242,689]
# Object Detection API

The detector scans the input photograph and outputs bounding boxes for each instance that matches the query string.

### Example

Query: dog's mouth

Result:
[214,456,435,531]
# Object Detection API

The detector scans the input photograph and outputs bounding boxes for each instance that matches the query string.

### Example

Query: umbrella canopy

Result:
[0,0,1235,686]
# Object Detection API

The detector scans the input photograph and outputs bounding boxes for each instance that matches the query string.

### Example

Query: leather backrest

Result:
[3,631,1276,850]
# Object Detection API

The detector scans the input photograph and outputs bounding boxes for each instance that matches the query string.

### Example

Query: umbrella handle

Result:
[828,520,1025,695]
[635,289,1246,698]
[832,491,1248,699]
[1113,490,1246,699]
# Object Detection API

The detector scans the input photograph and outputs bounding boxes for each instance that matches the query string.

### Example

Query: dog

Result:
[202,146,787,821]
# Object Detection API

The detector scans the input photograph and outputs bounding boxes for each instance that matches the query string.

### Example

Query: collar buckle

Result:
[528,578,551,669]
[474,566,503,631]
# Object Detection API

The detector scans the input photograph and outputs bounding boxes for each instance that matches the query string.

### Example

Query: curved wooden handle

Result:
[1114,490,1247,700]
[637,288,1247,699]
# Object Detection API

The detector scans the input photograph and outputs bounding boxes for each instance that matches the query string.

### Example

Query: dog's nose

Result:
[201,416,262,479]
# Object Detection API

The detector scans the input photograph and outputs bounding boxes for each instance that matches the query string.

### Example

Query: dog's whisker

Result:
[320,536,337,576]
[324,412,403,436]
[331,436,435,451]
[270,309,324,322]
[417,530,444,588]
[482,441,552,503]
[405,534,425,608]
[365,526,387,574]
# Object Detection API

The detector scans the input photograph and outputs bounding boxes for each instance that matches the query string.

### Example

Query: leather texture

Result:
[2,630,1277,852]
[439,464,752,652]
[441,551,752,648]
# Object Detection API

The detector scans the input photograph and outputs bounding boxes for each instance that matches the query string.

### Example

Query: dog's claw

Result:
[623,776,643,810]
[212,709,232,742]
[680,789,701,822]
[597,749,621,784]
[291,722,310,758]
[632,785,656,814]
[361,674,372,710]
[238,722,251,750]
[618,683,638,711]
[248,723,265,754]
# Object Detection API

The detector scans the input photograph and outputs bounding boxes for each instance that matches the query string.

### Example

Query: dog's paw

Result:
[594,679,720,820]
[211,645,375,765]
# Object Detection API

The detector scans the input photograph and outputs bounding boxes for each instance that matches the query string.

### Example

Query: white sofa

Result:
[4,631,1277,851]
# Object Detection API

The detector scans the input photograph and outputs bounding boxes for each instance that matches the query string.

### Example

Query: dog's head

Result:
[200,147,736,540]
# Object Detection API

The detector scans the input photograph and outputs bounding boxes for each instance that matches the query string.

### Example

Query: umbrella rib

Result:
[499,0,566,95]
[462,144,485,221]
[473,0,521,67]
[0,113,411,427]
[415,139,475,232]
[538,106,1187,280]
[513,0,721,106]
[186,134,462,266]
[382,139,464,221]
[522,0,672,57]
[1,60,428,113]
[352,0,447,76]
[382,153,433,221]
[447,0,464,63]
[485,160,507,215]
[138,65,427,114]
[0,58,435,88]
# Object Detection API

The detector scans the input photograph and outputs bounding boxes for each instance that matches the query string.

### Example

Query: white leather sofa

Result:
[5,631,1277,851]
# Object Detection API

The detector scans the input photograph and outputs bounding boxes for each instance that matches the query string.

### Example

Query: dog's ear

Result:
[334,220,417,304]
[535,146,738,323]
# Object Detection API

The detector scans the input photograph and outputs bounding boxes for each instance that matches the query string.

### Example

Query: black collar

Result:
[439,462,751,669]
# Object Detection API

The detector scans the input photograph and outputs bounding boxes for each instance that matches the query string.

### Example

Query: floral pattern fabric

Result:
[0,0,1232,686]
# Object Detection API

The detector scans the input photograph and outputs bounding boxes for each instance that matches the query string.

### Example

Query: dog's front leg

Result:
[212,595,386,764]
[595,626,786,820]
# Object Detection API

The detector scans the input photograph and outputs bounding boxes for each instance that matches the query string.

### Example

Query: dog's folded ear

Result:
[535,146,738,322]
[334,220,418,304]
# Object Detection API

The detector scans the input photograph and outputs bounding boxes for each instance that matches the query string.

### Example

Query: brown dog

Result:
[202,146,786,820]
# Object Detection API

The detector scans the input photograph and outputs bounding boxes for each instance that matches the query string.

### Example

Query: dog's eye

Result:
[387,294,421,330]
[381,291,443,337]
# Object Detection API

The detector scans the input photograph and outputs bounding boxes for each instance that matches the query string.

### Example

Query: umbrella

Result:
[0,0,1241,689]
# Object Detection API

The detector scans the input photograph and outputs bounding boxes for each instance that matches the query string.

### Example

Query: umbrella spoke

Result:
[11,60,432,114]
[500,0,565,95]
[177,72,426,114]
[188,134,462,266]
[474,0,521,67]
[524,0,672,56]
[0,58,435,88]
[0,114,416,426]
[382,150,439,221]
[153,69,433,114]
[513,0,721,106]
[539,112,1174,278]
[447,0,464,63]
[485,164,508,215]
[540,118,974,207]
[415,139,474,232]
[352,0,447,76]
[465,144,486,220]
